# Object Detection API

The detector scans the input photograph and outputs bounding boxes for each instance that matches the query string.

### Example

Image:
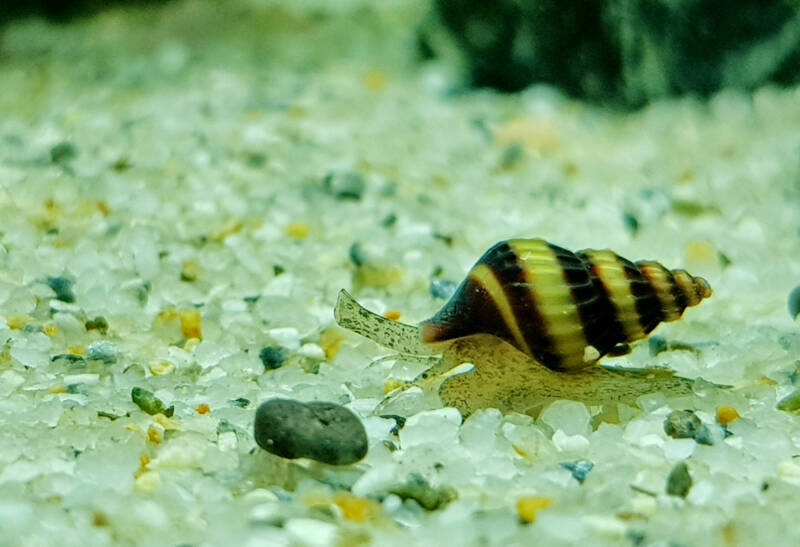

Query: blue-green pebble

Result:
[788,285,800,320]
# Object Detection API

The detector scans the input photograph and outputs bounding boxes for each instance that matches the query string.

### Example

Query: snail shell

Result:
[419,239,711,371]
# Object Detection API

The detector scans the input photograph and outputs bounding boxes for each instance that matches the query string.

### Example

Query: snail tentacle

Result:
[334,289,435,356]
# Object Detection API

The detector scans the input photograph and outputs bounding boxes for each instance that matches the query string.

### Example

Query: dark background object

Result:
[433,0,800,107]
[0,0,172,25]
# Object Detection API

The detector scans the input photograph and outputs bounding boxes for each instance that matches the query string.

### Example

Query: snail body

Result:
[335,238,711,372]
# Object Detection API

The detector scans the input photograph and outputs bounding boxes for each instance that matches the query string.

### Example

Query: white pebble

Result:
[268,327,301,350]
[284,518,338,547]
[539,400,591,437]
[297,343,325,360]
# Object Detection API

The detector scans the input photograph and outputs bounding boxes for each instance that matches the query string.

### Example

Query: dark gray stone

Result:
[254,399,368,465]
[666,461,692,497]
[258,346,288,371]
[664,409,701,439]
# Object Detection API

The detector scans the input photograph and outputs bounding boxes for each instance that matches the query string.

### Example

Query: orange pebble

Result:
[383,309,402,321]
[716,405,740,425]
[179,308,202,340]
[196,404,210,415]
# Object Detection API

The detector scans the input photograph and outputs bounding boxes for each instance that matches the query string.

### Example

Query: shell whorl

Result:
[419,239,712,371]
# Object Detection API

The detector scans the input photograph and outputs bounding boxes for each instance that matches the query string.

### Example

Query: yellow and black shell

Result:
[419,238,712,372]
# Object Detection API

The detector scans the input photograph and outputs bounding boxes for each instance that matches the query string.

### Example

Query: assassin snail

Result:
[335,238,712,372]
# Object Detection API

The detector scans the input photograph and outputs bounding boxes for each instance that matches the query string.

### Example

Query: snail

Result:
[335,238,714,416]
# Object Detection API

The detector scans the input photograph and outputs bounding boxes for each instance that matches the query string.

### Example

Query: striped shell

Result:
[419,238,711,372]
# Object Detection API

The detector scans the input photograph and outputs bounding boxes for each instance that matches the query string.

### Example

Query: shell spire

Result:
[419,239,711,371]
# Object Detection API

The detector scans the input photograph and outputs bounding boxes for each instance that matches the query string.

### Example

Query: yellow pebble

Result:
[677,168,694,183]
[494,117,561,154]
[212,219,244,242]
[511,445,529,459]
[43,324,59,336]
[383,378,406,394]
[147,424,164,444]
[383,309,402,321]
[134,453,150,478]
[67,346,86,356]
[134,470,161,493]
[685,241,718,264]
[179,309,202,340]
[124,424,146,437]
[5,315,29,330]
[155,307,179,322]
[148,360,174,376]
[334,492,380,522]
[285,221,309,239]
[716,405,740,425]
[320,328,345,361]
[180,259,202,282]
[301,490,332,508]
[48,385,67,394]
[153,413,179,430]
[196,403,210,415]
[516,496,553,524]
[288,105,306,118]
[184,337,201,352]
[354,264,403,288]
[44,198,59,214]
[363,69,387,91]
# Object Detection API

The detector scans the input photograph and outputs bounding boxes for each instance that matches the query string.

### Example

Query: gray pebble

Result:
[429,278,457,300]
[663,409,701,439]
[45,276,75,303]
[666,461,692,498]
[322,170,365,200]
[254,399,368,465]
[693,424,714,446]
[648,335,668,356]
[559,459,594,484]
[87,341,118,363]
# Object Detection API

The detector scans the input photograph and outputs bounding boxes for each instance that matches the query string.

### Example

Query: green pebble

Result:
[778,390,800,412]
[85,316,109,334]
[50,141,77,163]
[788,285,800,320]
[666,461,692,497]
[131,387,170,416]
[387,473,457,511]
